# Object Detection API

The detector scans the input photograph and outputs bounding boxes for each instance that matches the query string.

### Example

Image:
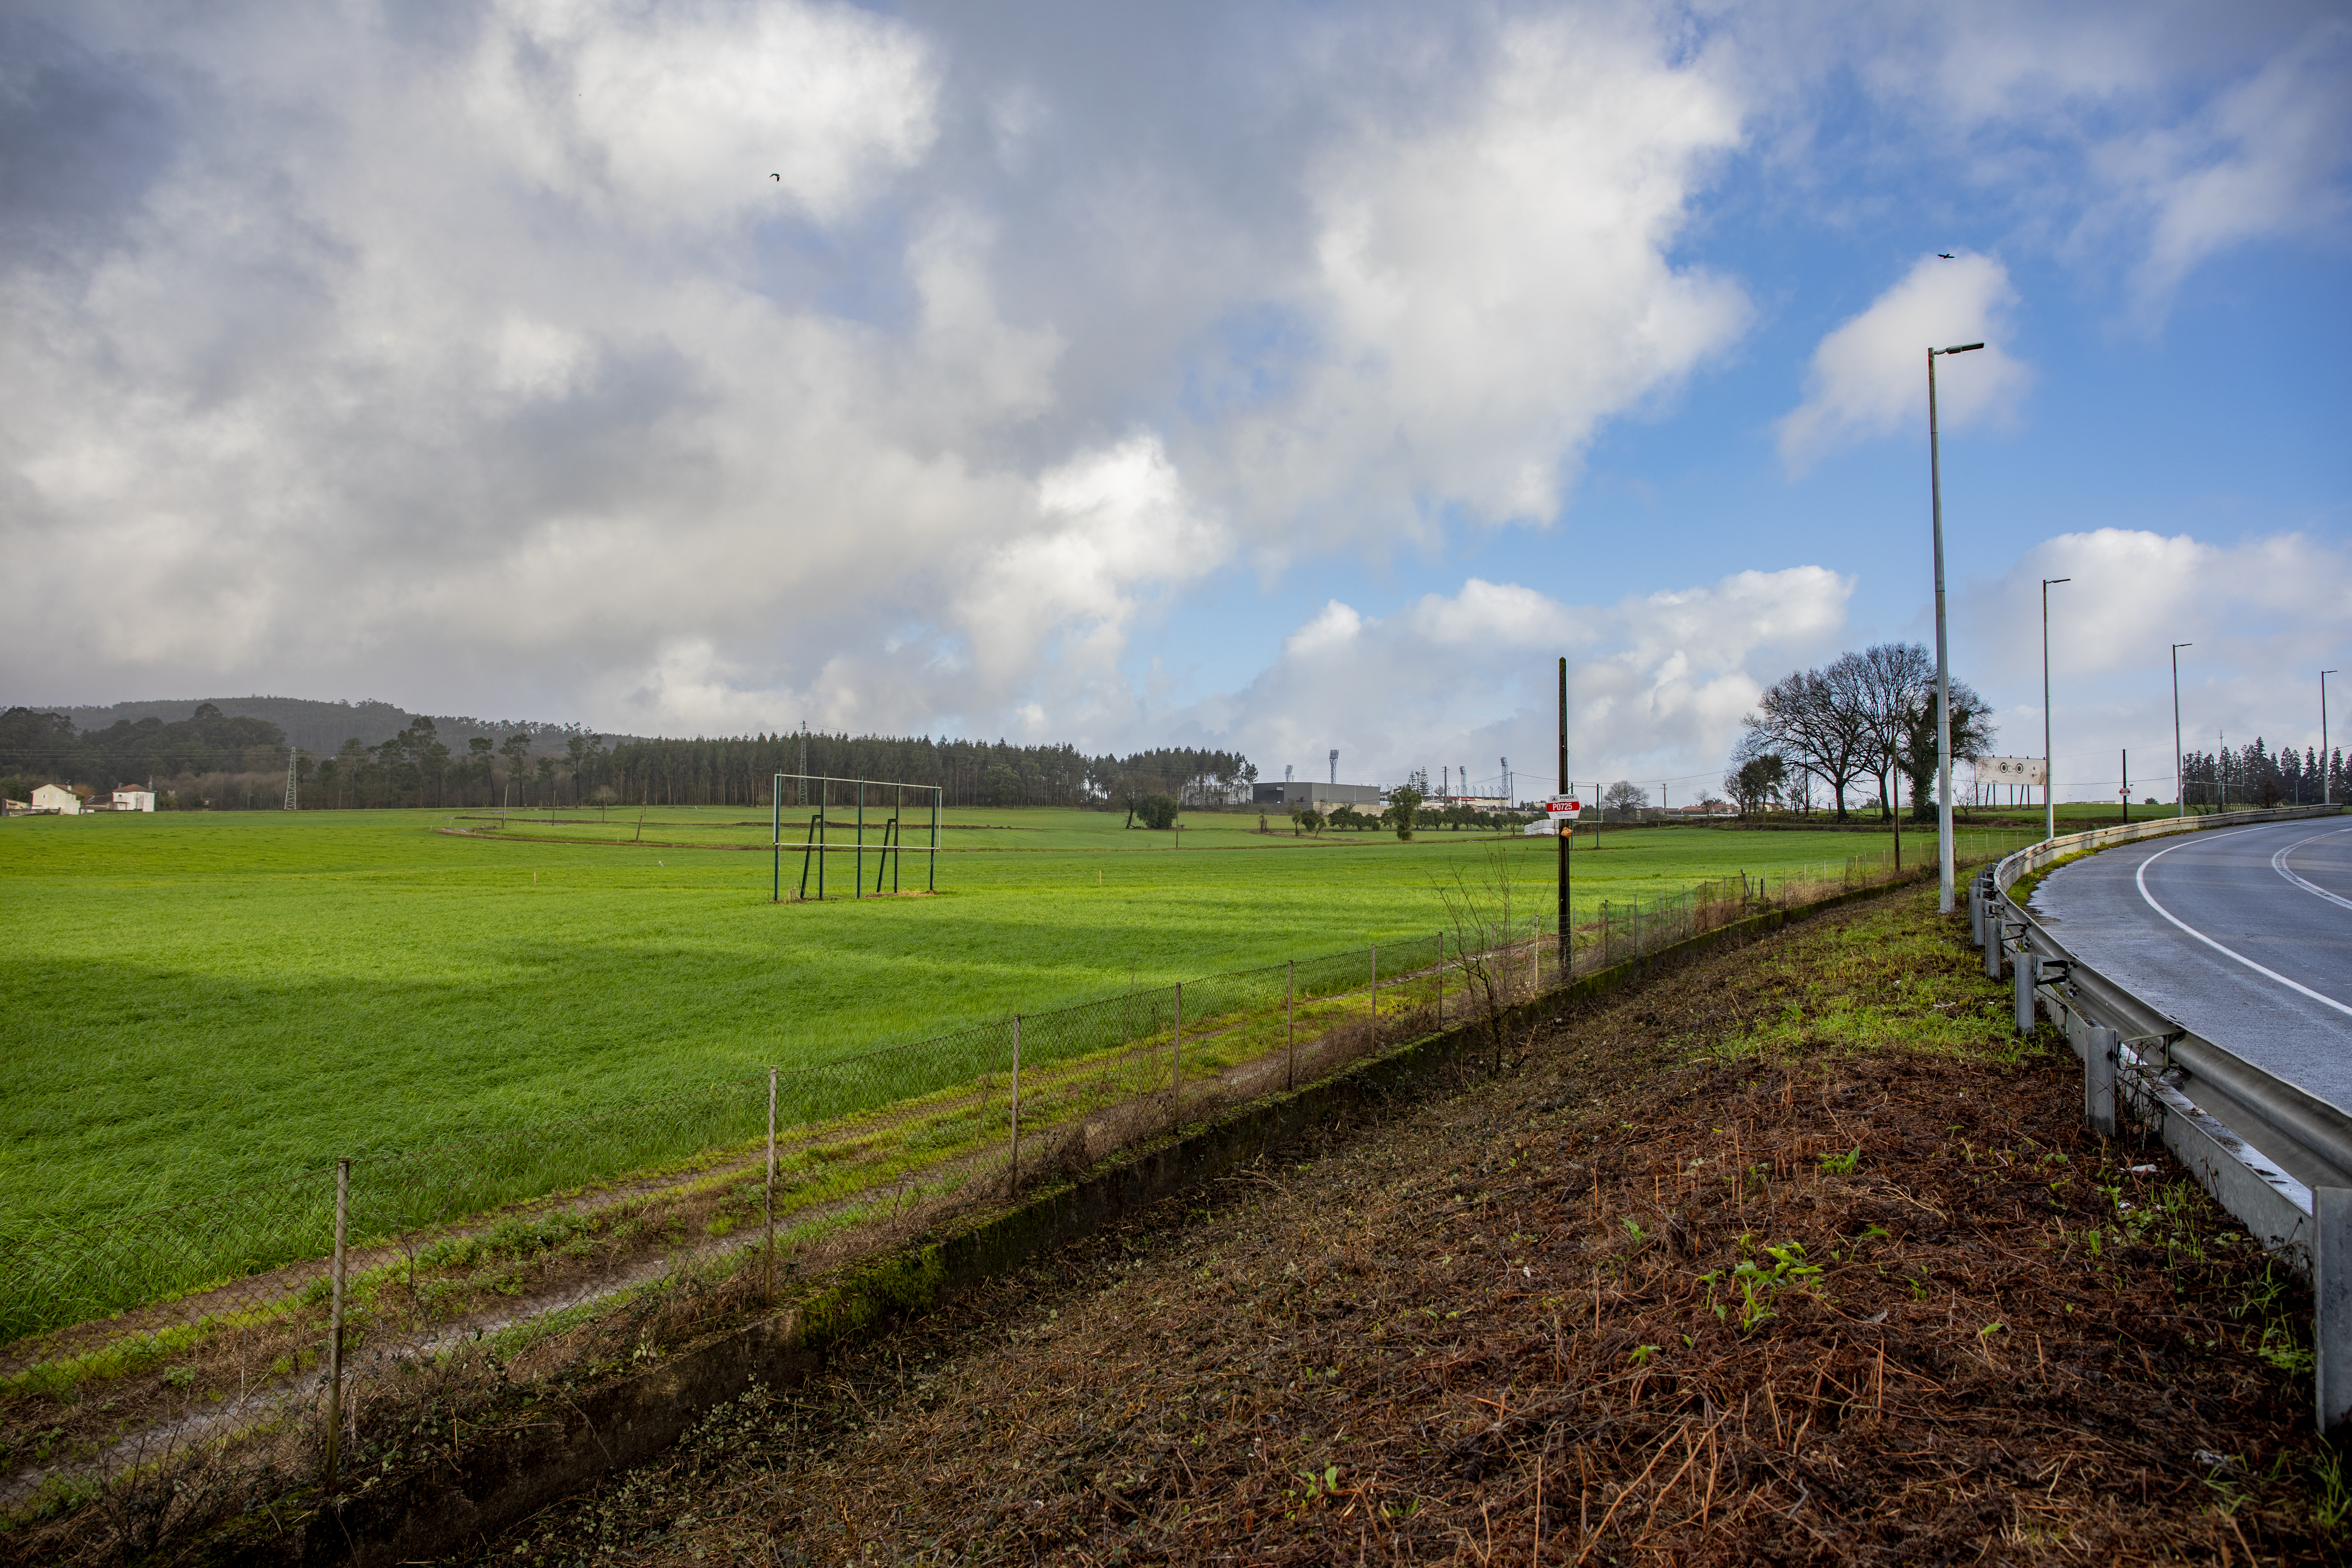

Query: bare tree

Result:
[1846,643,1935,821]
[1601,779,1648,820]
[1743,667,1872,820]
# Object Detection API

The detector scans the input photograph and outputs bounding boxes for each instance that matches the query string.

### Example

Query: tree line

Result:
[0,704,1259,814]
[0,704,289,804]
[1723,643,1997,822]
[2180,741,2346,811]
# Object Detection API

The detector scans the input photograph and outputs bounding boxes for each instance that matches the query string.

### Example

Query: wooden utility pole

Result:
[1558,657,1570,969]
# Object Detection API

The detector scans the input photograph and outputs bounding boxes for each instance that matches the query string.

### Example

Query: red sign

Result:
[1545,798,1582,814]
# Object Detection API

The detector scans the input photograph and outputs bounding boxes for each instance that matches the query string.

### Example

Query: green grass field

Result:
[0,805,2024,1242]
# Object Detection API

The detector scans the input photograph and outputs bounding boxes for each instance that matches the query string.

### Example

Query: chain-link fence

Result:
[0,836,2028,1557]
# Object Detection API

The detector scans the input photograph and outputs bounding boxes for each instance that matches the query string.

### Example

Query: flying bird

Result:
[1938,252,1956,259]
[771,173,780,181]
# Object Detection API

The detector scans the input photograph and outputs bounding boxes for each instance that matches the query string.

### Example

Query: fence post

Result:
[1171,982,1182,1129]
[2013,940,2037,1035]
[1984,903,2005,980]
[1286,962,1296,1089]
[764,1068,777,1305]
[1009,1015,1023,1188]
[1369,942,1378,1043]
[2084,1026,2117,1138]
[2316,1188,2352,1433]
[324,1156,349,1486]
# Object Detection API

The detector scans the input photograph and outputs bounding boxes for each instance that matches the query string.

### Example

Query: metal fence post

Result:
[1286,961,1296,1089]
[763,1068,777,1305]
[324,1156,348,1485]
[2013,940,2037,1035]
[1009,1015,1023,1186]
[1171,982,1182,1129]
[2084,1026,2118,1138]
[2317,1188,2352,1433]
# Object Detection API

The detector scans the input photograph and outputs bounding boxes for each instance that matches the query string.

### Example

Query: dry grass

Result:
[462,882,2346,1565]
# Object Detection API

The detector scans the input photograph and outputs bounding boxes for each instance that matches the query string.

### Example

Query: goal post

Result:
[771,773,942,902]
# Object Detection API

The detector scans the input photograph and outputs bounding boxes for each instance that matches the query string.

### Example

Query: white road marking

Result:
[2272,828,2352,913]
[2135,834,2352,1019]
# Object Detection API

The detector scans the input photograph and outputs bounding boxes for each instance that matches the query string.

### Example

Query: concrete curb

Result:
[205,866,1933,1566]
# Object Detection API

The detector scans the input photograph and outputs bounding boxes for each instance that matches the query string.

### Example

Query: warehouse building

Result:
[1251,780,1384,810]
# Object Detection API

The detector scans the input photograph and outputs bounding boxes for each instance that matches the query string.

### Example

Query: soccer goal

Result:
[771,773,943,902]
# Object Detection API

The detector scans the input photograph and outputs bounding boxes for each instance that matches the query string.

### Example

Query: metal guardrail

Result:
[1973,804,2352,1431]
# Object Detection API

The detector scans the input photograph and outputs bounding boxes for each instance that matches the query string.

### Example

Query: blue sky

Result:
[2,1,2346,802]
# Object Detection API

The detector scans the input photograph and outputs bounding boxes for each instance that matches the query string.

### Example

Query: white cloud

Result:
[1217,12,1750,544]
[951,434,1229,724]
[1,3,2342,761]
[2106,20,2352,308]
[1777,254,2032,471]
[1960,528,2352,798]
[468,0,939,229]
[1171,565,1854,794]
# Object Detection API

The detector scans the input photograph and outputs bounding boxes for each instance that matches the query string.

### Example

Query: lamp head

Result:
[1936,342,1986,355]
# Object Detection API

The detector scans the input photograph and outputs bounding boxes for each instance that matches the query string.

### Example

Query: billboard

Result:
[1971,756,2045,788]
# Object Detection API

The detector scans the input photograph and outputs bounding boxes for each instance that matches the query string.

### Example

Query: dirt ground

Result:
[455,883,2346,1565]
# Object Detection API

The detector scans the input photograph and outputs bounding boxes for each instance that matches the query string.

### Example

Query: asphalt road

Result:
[2033,816,2352,1112]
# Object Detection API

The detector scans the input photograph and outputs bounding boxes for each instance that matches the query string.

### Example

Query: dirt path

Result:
[459,881,2343,1565]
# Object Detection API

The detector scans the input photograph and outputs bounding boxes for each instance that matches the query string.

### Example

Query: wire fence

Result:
[0,834,2030,1555]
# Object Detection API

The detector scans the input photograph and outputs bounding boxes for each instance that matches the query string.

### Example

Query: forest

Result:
[0,704,1254,813]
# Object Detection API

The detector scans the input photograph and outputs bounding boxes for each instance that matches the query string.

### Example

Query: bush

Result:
[1135,794,1180,830]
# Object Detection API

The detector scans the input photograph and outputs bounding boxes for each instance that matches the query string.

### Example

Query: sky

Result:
[3,0,2347,804]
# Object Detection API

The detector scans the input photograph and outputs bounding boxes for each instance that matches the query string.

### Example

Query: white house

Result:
[112,789,155,812]
[30,784,81,815]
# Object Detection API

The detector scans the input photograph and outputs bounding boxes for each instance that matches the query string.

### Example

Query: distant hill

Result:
[20,696,631,757]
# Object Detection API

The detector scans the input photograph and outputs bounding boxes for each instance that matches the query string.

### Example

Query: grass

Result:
[0,806,2033,1251]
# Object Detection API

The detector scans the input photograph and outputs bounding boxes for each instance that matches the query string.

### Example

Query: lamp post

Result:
[1929,341,1984,912]
[2171,643,2192,818]
[2041,577,2070,841]
[2326,670,2339,807]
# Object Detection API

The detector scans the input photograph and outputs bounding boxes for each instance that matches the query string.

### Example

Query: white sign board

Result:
[1971,756,2046,788]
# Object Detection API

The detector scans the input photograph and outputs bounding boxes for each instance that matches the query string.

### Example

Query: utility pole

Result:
[1558,657,1569,969]
[284,748,299,811]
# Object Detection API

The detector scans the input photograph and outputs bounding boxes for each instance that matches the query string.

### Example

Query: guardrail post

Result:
[1968,881,1982,947]
[2085,1026,2118,1138]
[2013,943,2036,1035]
[1984,908,2005,980]
[2317,1188,2352,1434]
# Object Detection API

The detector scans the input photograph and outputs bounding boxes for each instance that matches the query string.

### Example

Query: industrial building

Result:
[1251,781,1384,811]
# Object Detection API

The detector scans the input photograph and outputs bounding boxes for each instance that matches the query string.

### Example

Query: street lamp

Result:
[2326,670,2339,807]
[1929,340,1984,913]
[2172,643,2192,818]
[2041,577,2070,841]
